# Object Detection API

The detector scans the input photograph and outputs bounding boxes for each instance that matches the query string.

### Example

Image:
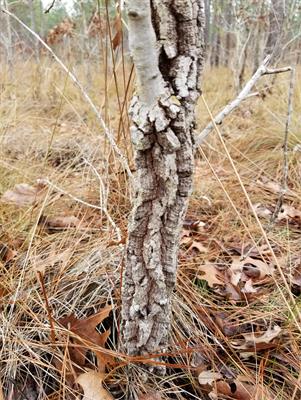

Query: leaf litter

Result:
[58,305,114,372]
[2,65,301,400]
[1,181,47,206]
[76,370,113,400]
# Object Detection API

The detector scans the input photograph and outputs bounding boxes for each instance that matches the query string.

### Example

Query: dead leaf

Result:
[198,370,222,385]
[230,256,274,282]
[209,375,271,400]
[181,235,192,246]
[0,243,17,263]
[183,218,206,231]
[230,243,275,258]
[59,306,114,371]
[221,281,242,301]
[290,266,301,287]
[191,351,209,375]
[243,325,281,344]
[277,204,301,221]
[214,312,240,337]
[253,203,272,219]
[39,215,82,229]
[182,228,191,238]
[242,279,258,294]
[197,263,224,287]
[233,325,282,351]
[229,256,244,286]
[76,371,113,400]
[212,380,253,400]
[1,182,46,206]
[112,14,122,50]
[138,391,162,400]
[191,241,208,253]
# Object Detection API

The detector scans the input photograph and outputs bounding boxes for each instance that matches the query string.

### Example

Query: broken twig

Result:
[44,0,56,13]
[195,55,292,146]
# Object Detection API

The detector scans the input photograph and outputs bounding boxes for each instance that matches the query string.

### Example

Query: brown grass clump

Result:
[0,59,301,399]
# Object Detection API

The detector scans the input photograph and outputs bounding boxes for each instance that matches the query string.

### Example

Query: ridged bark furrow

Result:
[122,0,205,357]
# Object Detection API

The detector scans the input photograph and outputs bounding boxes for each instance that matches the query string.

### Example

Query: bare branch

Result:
[195,55,292,147]
[44,0,56,14]
[264,66,292,75]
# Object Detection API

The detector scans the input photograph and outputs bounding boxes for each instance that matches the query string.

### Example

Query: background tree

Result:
[264,0,285,61]
[121,0,205,360]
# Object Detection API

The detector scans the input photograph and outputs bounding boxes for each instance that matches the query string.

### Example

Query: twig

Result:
[195,55,292,146]
[271,67,295,222]
[82,157,122,241]
[264,66,292,75]
[1,8,133,180]
[44,0,56,13]
[40,178,105,211]
[40,177,121,240]
[37,271,56,343]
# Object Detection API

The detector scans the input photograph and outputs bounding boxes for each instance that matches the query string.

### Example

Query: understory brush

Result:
[0,59,301,399]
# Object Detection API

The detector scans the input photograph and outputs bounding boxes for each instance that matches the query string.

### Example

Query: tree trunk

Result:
[121,0,205,360]
[30,0,39,63]
[214,0,222,67]
[214,26,221,67]
[264,0,284,62]
[225,0,232,67]
[204,0,211,50]
[210,1,217,66]
[252,2,265,74]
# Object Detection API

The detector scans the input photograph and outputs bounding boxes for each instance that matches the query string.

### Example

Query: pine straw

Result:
[0,60,301,399]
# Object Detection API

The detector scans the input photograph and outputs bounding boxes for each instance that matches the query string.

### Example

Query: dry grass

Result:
[0,58,301,399]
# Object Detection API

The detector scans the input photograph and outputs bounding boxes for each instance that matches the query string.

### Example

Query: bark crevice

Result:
[122,0,205,358]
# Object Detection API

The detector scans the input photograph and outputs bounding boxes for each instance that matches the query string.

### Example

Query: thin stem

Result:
[272,67,296,222]
[1,8,133,180]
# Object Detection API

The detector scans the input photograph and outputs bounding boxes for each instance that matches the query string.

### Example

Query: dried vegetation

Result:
[0,60,301,399]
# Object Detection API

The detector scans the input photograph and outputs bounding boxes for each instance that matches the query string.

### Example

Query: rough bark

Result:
[204,0,211,50]
[210,0,217,67]
[121,0,205,358]
[225,1,232,67]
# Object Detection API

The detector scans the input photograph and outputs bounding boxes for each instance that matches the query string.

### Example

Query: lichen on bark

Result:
[121,0,205,358]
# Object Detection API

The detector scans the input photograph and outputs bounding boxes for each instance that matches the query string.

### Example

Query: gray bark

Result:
[121,0,205,358]
[210,1,217,66]
[214,0,222,67]
[225,0,232,67]
[204,0,211,49]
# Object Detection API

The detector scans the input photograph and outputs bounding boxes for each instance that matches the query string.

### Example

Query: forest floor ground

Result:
[0,59,301,400]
